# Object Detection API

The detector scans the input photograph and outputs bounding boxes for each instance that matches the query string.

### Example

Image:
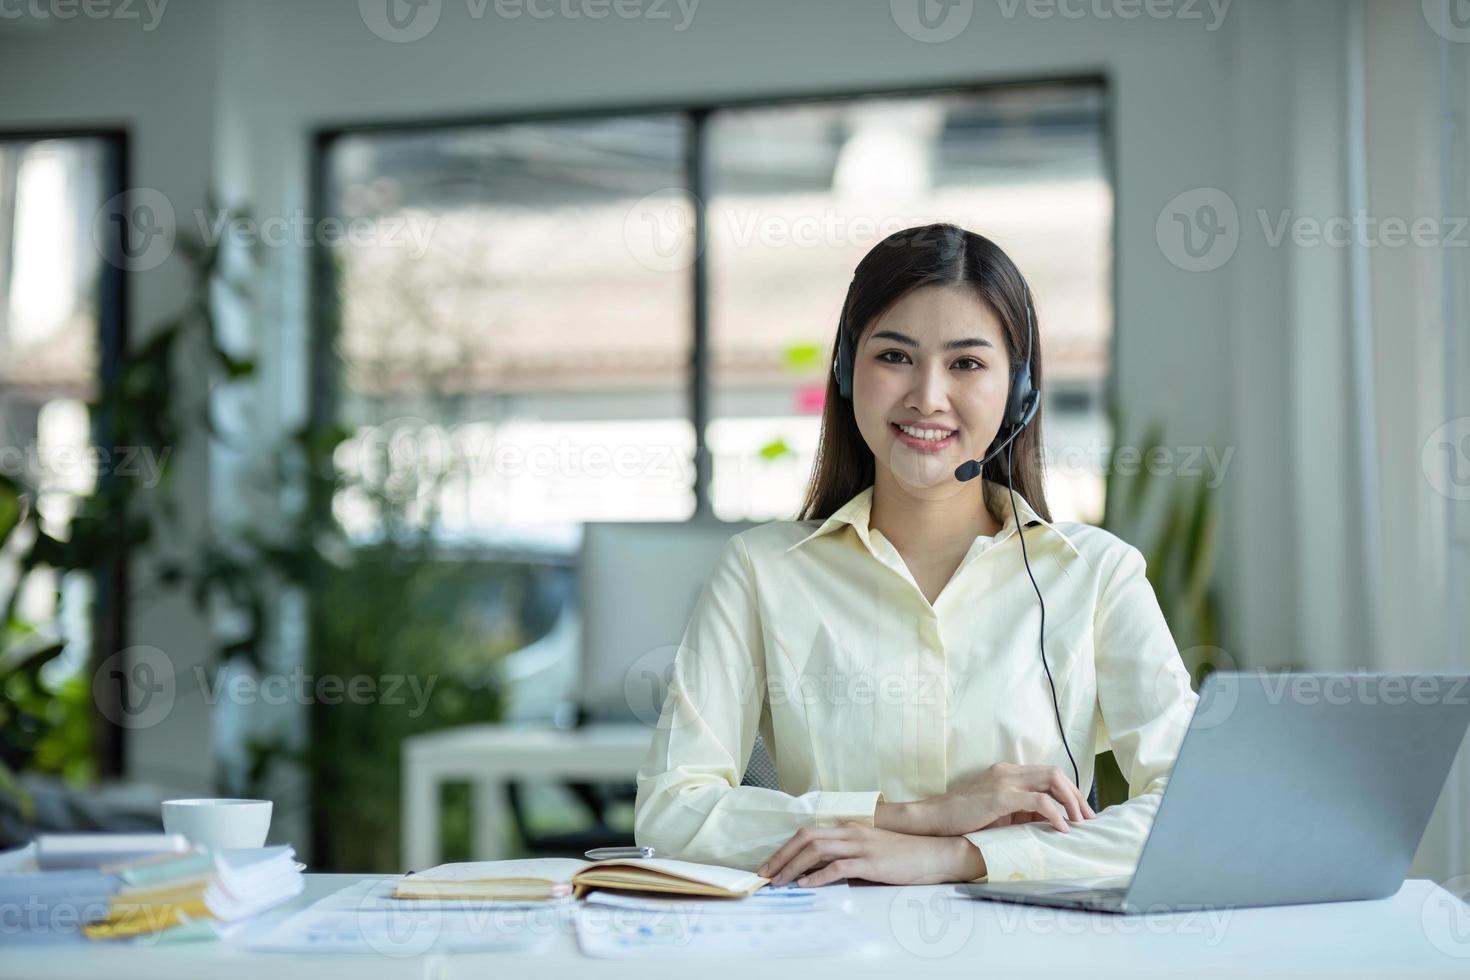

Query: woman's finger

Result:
[770,838,849,887]
[1044,770,1083,824]
[1030,792,1070,833]
[758,828,835,879]
[798,858,859,888]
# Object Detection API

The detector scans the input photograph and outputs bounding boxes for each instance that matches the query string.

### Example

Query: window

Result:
[0,133,127,777]
[317,80,1112,542]
[323,116,695,551]
[706,86,1111,522]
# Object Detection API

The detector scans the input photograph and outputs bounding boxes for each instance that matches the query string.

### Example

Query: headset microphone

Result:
[953,393,1038,482]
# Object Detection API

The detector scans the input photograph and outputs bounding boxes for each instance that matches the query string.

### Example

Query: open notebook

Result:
[393,857,769,901]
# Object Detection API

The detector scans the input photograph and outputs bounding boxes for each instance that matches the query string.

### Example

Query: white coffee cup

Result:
[162,798,272,850]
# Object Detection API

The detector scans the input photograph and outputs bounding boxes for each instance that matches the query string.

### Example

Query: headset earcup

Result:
[1006,362,1032,428]
[835,325,852,399]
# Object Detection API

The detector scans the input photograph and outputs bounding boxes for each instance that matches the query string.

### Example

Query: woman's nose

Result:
[907,362,950,413]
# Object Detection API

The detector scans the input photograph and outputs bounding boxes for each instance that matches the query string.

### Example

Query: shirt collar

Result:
[785,481,1081,559]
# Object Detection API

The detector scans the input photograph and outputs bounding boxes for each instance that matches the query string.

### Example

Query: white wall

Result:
[2,0,1463,878]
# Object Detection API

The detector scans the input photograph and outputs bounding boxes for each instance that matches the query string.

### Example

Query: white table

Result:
[400,724,653,870]
[3,874,1469,979]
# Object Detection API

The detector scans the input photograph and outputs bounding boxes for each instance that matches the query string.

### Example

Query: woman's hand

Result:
[892,762,1097,837]
[756,825,984,887]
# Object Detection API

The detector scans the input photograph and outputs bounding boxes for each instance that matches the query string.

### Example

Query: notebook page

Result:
[584,857,765,892]
[410,858,589,884]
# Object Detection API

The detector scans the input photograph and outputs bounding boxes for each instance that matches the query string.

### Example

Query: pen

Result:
[585,846,656,860]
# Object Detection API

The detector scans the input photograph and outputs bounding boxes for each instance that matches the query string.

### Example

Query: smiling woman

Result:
[634,223,1199,888]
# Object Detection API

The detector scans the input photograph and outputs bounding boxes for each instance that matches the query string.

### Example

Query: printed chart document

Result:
[574,903,880,959]
[583,882,852,915]
[240,879,560,955]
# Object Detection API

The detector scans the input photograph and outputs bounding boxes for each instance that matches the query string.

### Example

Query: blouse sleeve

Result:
[961,542,1200,882]
[633,534,883,872]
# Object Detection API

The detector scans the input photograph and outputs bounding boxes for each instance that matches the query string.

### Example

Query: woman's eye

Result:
[877,351,986,371]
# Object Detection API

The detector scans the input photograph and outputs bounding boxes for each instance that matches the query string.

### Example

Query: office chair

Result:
[504,521,763,855]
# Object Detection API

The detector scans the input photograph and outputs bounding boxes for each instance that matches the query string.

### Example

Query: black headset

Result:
[831,274,1092,809]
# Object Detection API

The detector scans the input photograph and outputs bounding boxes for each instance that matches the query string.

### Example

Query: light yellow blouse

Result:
[633,481,1200,883]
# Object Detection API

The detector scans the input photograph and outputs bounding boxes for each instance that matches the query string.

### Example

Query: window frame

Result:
[308,74,1116,522]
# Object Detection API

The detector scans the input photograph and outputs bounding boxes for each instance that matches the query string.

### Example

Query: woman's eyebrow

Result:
[868,329,995,351]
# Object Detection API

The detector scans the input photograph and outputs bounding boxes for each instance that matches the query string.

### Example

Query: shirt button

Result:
[1008,872,1026,881]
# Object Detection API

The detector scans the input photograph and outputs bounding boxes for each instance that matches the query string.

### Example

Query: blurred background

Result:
[0,0,1463,881]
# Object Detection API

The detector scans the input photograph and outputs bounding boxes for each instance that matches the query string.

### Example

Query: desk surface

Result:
[3,874,1468,979]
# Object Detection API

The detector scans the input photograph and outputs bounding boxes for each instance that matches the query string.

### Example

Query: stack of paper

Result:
[0,836,193,943]
[33,833,191,871]
[81,846,305,941]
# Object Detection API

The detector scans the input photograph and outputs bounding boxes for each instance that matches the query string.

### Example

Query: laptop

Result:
[957,671,1470,915]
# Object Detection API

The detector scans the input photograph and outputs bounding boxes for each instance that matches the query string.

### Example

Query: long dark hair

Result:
[796,222,1051,526]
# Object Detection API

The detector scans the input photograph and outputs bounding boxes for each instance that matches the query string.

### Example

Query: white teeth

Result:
[897,424,954,442]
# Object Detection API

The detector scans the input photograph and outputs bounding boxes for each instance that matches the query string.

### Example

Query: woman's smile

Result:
[891,421,958,453]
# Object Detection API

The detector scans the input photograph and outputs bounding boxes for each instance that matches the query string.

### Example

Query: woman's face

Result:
[851,283,1014,491]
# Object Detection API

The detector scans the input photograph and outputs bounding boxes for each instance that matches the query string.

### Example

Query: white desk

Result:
[3,874,1468,979]
[400,724,653,869]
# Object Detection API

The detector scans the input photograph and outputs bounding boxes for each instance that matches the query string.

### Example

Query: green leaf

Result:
[0,477,21,551]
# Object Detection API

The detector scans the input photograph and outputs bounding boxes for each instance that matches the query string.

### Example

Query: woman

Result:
[633,223,1199,887]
